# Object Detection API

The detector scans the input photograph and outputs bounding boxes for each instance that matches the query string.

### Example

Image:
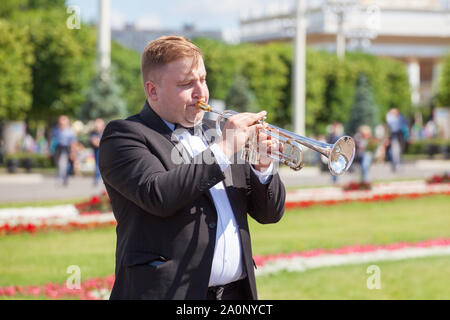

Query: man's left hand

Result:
[252,124,282,172]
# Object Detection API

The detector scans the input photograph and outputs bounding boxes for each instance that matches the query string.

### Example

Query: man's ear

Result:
[145,80,158,102]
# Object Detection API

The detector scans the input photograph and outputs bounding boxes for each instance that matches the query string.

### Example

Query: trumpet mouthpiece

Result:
[195,100,211,112]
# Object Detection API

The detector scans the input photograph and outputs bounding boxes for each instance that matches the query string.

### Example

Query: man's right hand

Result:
[216,111,267,160]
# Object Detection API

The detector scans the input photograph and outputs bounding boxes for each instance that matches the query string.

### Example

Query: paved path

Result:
[0,160,448,203]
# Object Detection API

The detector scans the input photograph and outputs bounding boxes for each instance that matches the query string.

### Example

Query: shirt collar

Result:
[162,119,176,132]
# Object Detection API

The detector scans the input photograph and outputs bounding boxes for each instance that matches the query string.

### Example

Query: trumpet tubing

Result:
[196,101,356,176]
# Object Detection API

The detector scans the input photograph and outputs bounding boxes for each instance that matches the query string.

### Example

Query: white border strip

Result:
[256,246,450,276]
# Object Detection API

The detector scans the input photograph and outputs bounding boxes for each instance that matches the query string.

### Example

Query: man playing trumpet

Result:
[99,35,286,300]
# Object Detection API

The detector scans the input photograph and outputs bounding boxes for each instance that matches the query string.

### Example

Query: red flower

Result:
[3,286,16,296]
[27,223,37,234]
[90,196,101,205]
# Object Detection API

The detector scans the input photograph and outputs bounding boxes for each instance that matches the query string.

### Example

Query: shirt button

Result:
[208,222,217,229]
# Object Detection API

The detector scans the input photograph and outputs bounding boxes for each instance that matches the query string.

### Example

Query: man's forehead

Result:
[167,57,205,77]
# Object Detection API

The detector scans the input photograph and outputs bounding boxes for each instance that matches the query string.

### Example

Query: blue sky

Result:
[65,0,449,34]
[66,0,293,31]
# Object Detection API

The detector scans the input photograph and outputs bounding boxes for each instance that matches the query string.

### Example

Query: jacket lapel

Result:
[138,101,191,165]
[138,104,244,220]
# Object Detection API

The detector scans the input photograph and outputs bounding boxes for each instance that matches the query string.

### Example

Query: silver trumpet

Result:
[196,101,356,176]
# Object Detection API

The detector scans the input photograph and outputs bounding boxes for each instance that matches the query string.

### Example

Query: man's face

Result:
[94,118,105,132]
[58,116,69,129]
[149,56,209,127]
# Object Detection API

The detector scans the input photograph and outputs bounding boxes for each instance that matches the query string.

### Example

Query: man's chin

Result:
[186,113,204,127]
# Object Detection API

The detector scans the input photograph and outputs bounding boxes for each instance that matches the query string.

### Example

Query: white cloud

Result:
[111,8,127,29]
[169,0,295,29]
[134,14,164,30]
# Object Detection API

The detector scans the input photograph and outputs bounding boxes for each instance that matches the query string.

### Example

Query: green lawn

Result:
[0,227,116,287]
[250,195,450,255]
[0,194,449,299]
[257,256,450,300]
[0,197,87,209]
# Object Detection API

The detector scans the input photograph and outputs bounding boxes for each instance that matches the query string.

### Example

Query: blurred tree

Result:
[304,49,329,134]
[194,39,411,135]
[436,54,450,107]
[111,41,145,115]
[79,72,128,121]
[346,73,379,136]
[265,43,294,130]
[240,45,289,124]
[0,0,27,17]
[0,19,34,121]
[12,9,96,121]
[193,37,241,101]
[225,74,259,113]
[26,0,65,9]
[0,0,65,17]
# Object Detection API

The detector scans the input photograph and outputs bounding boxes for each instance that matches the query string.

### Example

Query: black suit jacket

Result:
[99,102,286,300]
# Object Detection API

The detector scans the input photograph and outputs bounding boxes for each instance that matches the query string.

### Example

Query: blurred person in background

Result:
[51,115,77,186]
[69,140,84,177]
[35,127,49,155]
[22,130,35,153]
[354,125,377,184]
[386,108,407,172]
[374,124,389,163]
[423,118,438,158]
[90,118,105,186]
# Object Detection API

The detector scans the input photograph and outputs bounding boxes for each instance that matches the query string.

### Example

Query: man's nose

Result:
[192,81,207,100]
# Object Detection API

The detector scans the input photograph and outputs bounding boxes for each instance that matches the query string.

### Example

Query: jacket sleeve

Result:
[99,120,225,218]
[246,165,286,224]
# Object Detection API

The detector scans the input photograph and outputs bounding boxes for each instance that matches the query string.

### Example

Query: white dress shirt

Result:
[163,120,273,286]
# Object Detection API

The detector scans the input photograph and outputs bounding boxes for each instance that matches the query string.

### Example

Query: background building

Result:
[239,0,450,106]
[112,23,224,53]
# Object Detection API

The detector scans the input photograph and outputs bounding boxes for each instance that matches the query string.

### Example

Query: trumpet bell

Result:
[329,136,356,176]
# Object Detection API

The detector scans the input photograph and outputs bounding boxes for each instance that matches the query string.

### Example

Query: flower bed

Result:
[342,181,372,191]
[0,192,115,236]
[2,238,449,300]
[254,238,450,276]
[426,173,450,184]
[0,275,114,300]
[0,214,117,236]
[0,212,116,236]
[286,180,450,209]
[75,191,111,215]
[0,180,448,236]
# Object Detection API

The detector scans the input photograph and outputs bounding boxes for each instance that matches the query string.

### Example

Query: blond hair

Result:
[141,35,203,85]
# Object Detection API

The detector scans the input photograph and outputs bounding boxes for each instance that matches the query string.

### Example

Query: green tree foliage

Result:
[194,38,289,125]
[79,72,128,121]
[0,20,34,121]
[11,9,96,121]
[345,73,379,136]
[26,0,65,10]
[1,1,96,123]
[225,74,258,113]
[194,39,411,135]
[240,45,289,124]
[111,41,145,115]
[436,54,450,107]
[0,0,27,17]
[194,38,242,101]
[0,0,65,17]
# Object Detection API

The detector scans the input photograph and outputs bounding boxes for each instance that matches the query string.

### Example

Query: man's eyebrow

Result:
[177,73,207,83]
